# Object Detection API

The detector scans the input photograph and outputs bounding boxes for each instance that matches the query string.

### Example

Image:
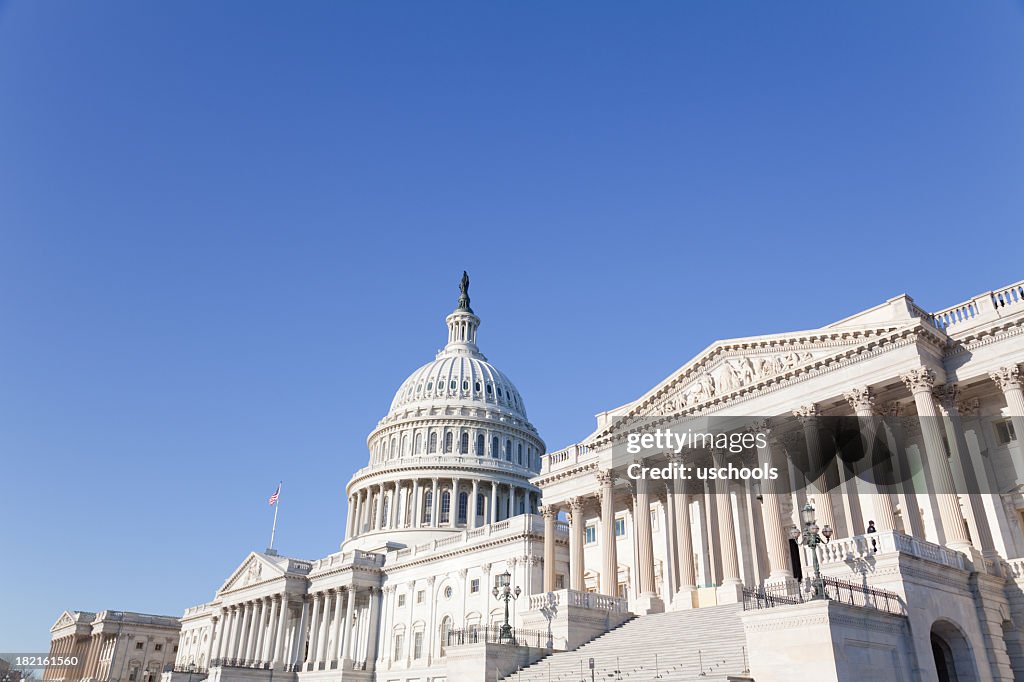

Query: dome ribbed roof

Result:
[388,354,527,418]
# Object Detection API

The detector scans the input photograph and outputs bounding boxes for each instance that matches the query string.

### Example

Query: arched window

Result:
[505,439,512,461]
[477,494,485,518]
[423,491,433,524]
[458,492,468,523]
[381,497,390,526]
[474,381,481,392]
[440,491,451,524]
[476,433,485,456]
[390,438,397,459]
[486,383,493,395]
[492,436,500,458]
[460,432,469,454]
[401,434,408,457]
[517,443,523,465]
[414,432,423,454]
[428,432,437,453]
[439,616,452,657]
[444,431,453,453]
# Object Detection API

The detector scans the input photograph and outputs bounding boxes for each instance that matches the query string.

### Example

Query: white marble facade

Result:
[153,276,1024,682]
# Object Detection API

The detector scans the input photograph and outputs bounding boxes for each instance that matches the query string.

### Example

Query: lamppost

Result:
[492,569,521,644]
[791,502,833,598]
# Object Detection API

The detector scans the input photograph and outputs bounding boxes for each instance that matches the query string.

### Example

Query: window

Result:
[415,433,423,454]
[471,578,480,593]
[393,634,404,660]
[428,432,438,453]
[136,643,144,650]
[439,617,452,657]
[460,432,469,454]
[996,419,1017,445]
[650,509,659,532]
[585,524,597,544]
[555,575,565,589]
[486,383,493,395]
[423,491,433,524]
[458,492,468,523]
[517,443,523,465]
[382,497,390,526]
[497,387,503,397]
[444,585,453,599]
[154,644,163,652]
[492,436,500,458]
[505,439,512,461]
[417,590,425,604]
[474,381,481,392]
[440,491,451,524]
[476,433,485,455]
[444,431,453,453]
[614,518,626,538]
[398,594,406,607]
[477,494,485,517]
[449,380,457,390]
[462,380,469,391]
[173,646,178,653]
[413,631,424,659]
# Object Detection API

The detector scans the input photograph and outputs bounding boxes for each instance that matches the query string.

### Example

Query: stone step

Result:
[502,605,750,682]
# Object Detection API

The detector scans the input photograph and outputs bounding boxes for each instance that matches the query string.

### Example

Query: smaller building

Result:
[44,610,181,682]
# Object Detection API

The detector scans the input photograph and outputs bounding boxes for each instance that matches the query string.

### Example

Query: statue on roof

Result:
[457,271,473,312]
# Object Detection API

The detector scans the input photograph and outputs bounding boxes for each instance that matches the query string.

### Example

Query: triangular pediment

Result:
[218,553,287,595]
[50,610,82,632]
[593,319,937,440]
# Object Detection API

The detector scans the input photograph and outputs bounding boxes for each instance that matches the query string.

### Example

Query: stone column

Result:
[671,469,697,607]
[470,479,480,529]
[633,471,663,612]
[751,422,796,591]
[490,481,498,522]
[936,383,998,560]
[597,470,619,597]
[328,589,344,665]
[991,365,1024,481]
[341,588,356,663]
[373,485,385,532]
[316,592,332,667]
[451,478,461,527]
[794,404,836,535]
[901,367,972,552]
[568,496,585,591]
[262,597,279,663]
[306,593,321,666]
[410,479,420,528]
[844,386,898,532]
[712,449,743,602]
[364,588,381,666]
[542,504,557,592]
[430,478,439,527]
[291,597,310,666]
[274,597,289,667]
[248,600,263,663]
[237,603,253,663]
[390,482,401,529]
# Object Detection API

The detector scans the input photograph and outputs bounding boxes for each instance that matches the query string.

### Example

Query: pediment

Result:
[218,553,286,595]
[50,610,83,632]
[595,321,933,439]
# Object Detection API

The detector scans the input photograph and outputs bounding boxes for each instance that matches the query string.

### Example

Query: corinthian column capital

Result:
[932,383,960,415]
[900,367,936,394]
[843,386,875,414]
[990,364,1023,392]
[540,504,557,519]
[793,404,819,422]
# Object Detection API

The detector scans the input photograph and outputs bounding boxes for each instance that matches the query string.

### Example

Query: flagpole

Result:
[269,481,282,551]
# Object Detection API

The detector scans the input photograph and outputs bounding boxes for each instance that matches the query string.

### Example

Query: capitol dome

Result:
[342,273,545,551]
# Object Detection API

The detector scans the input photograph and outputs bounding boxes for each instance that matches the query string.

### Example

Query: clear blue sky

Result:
[2,1,1023,652]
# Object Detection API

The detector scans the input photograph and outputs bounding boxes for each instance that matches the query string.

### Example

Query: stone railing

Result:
[182,602,218,618]
[810,530,967,571]
[527,588,629,613]
[927,279,1024,332]
[541,443,593,474]
[388,514,566,564]
[351,453,531,480]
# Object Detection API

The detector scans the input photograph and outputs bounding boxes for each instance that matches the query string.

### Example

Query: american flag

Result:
[268,483,281,506]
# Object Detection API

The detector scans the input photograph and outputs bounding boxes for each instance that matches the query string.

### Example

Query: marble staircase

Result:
[502,604,751,682]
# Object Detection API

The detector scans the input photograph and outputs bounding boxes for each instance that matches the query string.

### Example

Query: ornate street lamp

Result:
[791,502,833,598]
[492,569,521,644]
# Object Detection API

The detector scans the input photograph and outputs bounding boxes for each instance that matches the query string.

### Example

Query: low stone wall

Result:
[443,642,548,681]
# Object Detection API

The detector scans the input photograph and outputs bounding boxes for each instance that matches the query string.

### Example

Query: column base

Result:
[716,581,744,604]
[670,586,697,610]
[631,593,665,615]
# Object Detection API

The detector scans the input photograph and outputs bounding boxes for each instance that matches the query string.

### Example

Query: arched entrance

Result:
[930,620,978,682]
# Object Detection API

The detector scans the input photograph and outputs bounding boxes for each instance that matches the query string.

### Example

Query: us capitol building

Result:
[47,275,1024,681]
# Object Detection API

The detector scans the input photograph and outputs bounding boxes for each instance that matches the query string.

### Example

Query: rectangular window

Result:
[417,590,425,604]
[136,643,144,650]
[154,644,163,652]
[414,631,424,659]
[470,578,480,593]
[614,517,626,537]
[555,574,565,589]
[996,419,1017,445]
[397,594,406,607]
[584,524,597,544]
[393,634,404,660]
